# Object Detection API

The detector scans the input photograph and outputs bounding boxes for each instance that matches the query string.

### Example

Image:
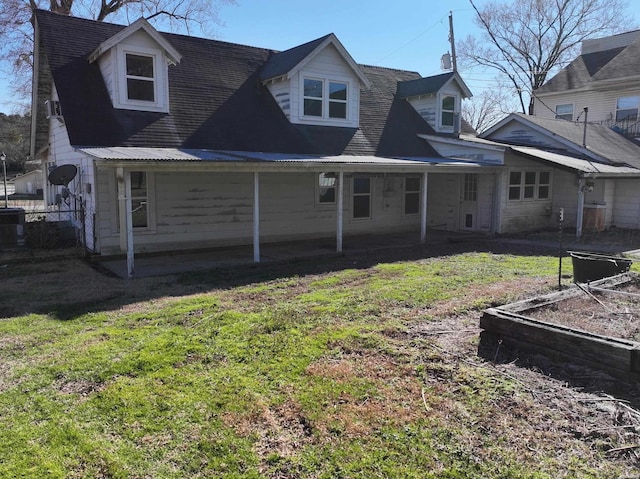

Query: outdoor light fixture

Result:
[0,152,7,208]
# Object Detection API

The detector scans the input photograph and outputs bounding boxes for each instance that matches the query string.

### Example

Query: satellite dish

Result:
[48,164,77,186]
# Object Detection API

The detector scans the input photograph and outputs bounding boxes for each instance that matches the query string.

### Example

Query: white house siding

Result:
[498,155,557,233]
[426,173,458,230]
[289,44,360,128]
[612,179,640,229]
[44,92,97,251]
[534,88,640,124]
[266,79,291,120]
[95,170,425,255]
[97,49,114,100]
[489,122,570,150]
[408,96,437,130]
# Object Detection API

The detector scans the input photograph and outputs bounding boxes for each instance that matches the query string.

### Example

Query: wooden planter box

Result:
[480,273,640,381]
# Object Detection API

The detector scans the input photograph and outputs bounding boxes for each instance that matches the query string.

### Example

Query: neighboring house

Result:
[533,30,640,141]
[13,170,43,196]
[32,10,488,276]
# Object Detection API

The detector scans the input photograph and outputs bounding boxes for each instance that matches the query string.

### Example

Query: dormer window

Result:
[126,53,155,102]
[114,45,168,112]
[303,78,349,120]
[441,95,456,127]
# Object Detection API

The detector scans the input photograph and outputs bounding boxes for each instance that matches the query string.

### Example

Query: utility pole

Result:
[449,11,457,72]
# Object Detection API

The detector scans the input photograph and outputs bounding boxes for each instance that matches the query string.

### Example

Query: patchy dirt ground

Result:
[2,238,640,473]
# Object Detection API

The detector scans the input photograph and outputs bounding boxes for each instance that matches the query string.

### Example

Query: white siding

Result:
[499,155,556,233]
[95,171,427,255]
[612,179,640,228]
[45,87,97,251]
[489,121,572,150]
[427,173,458,230]
[288,44,361,128]
[408,95,437,130]
[534,87,640,124]
[266,78,291,119]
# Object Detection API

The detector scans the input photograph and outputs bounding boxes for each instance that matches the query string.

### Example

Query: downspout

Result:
[336,171,344,253]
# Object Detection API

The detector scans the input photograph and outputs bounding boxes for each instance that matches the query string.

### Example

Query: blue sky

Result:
[0,0,484,114]
[1,0,637,114]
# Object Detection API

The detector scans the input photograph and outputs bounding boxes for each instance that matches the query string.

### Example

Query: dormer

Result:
[260,34,371,128]
[397,72,472,134]
[88,18,181,113]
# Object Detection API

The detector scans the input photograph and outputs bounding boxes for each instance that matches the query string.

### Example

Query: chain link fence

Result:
[2,194,90,255]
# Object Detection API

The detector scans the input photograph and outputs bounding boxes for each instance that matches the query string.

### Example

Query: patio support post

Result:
[420,172,428,243]
[336,171,344,253]
[116,167,135,278]
[253,172,260,263]
[576,178,585,239]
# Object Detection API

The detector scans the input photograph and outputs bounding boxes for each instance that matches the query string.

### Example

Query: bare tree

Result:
[458,0,636,115]
[0,0,234,111]
[462,87,514,133]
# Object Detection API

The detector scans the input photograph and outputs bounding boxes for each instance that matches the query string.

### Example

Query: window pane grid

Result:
[353,177,371,219]
[508,170,551,201]
[404,177,420,215]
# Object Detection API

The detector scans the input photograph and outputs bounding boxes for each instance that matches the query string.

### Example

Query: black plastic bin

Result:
[569,251,632,283]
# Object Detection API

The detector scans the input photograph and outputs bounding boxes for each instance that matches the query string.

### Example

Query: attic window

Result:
[114,44,169,113]
[440,95,456,128]
[126,54,155,102]
[303,78,348,120]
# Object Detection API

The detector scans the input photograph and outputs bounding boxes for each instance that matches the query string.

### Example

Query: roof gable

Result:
[536,31,640,94]
[481,113,640,169]
[260,33,371,89]
[88,16,182,65]
[396,72,472,99]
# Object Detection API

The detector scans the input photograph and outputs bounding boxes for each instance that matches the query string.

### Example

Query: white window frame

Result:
[508,169,552,202]
[615,96,639,122]
[114,44,169,113]
[316,172,337,206]
[555,103,574,121]
[109,170,156,234]
[300,75,351,123]
[352,176,372,220]
[403,176,421,216]
[439,93,458,130]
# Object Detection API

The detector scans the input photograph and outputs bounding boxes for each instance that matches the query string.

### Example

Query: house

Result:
[533,30,640,141]
[13,170,43,196]
[31,11,640,277]
[32,9,495,277]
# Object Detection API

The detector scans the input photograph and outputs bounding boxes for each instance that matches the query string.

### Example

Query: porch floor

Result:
[96,228,640,279]
[97,230,473,278]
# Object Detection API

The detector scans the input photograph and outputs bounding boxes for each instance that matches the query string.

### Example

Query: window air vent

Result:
[44,100,62,119]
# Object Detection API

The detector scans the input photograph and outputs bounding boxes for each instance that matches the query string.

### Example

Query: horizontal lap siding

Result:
[499,156,556,233]
[612,179,640,228]
[96,171,424,255]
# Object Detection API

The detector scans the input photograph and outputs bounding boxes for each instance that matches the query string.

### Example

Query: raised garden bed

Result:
[480,273,640,381]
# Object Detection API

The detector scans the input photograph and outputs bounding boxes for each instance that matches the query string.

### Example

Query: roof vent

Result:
[44,100,62,120]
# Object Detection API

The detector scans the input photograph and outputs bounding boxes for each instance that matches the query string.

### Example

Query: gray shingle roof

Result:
[259,34,332,81]
[396,72,454,99]
[490,113,640,169]
[535,35,640,94]
[34,9,439,158]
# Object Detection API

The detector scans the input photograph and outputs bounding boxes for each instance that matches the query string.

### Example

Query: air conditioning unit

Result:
[44,100,62,119]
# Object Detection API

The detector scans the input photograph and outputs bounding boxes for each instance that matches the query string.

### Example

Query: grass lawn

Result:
[0,244,638,478]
